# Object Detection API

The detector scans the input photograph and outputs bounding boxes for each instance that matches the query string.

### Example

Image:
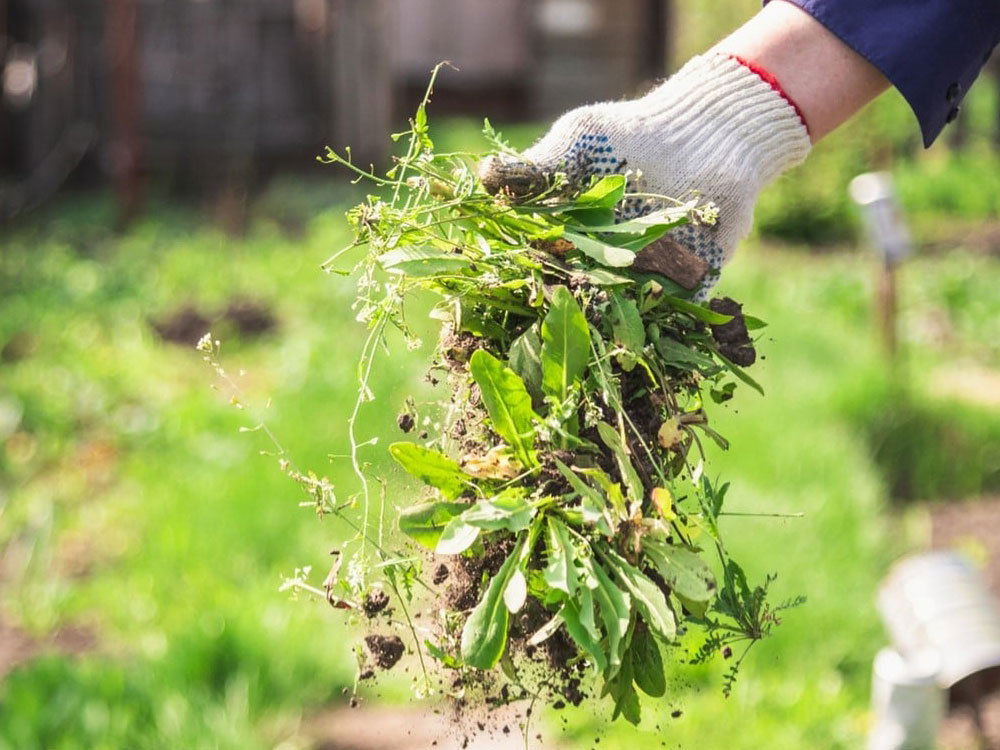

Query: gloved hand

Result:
[479,52,811,294]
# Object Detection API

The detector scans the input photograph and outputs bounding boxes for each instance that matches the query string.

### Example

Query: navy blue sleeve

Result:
[767,0,1000,147]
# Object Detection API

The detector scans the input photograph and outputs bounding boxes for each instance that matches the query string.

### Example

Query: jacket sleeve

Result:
[768,0,1000,147]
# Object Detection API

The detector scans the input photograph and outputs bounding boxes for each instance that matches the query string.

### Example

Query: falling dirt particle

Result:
[364,634,405,670]
[397,413,415,433]
[671,709,683,718]
[432,563,450,585]
[362,590,390,617]
[503,726,510,735]
[722,645,732,659]
[419,430,429,440]
[552,700,565,710]
[349,696,359,708]
[359,668,375,681]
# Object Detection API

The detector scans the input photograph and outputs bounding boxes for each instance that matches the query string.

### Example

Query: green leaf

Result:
[508,324,544,401]
[642,538,717,603]
[573,175,626,208]
[675,592,709,620]
[424,639,460,668]
[504,568,528,613]
[599,545,676,641]
[605,648,641,725]
[577,206,689,235]
[378,247,471,277]
[389,443,470,500]
[469,349,539,467]
[398,501,469,549]
[564,231,636,268]
[560,587,607,671]
[554,458,613,536]
[460,489,535,532]
[460,535,525,669]
[576,267,635,287]
[541,286,591,403]
[743,314,768,331]
[585,555,630,671]
[652,335,718,372]
[716,352,765,396]
[435,517,480,555]
[608,290,645,371]
[578,467,628,521]
[595,423,644,506]
[543,517,579,596]
[662,295,734,325]
[630,625,666,697]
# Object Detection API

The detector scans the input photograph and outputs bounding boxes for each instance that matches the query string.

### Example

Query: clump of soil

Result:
[362,590,390,617]
[444,536,515,611]
[397,412,415,433]
[364,634,405,670]
[432,563,449,585]
[709,297,755,367]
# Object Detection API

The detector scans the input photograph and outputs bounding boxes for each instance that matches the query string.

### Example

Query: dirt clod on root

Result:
[709,297,756,367]
[364,634,405,670]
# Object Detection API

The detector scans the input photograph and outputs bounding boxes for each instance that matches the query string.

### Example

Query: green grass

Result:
[3,118,1000,749]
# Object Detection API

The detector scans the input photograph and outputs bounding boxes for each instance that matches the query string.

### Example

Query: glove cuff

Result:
[639,52,812,191]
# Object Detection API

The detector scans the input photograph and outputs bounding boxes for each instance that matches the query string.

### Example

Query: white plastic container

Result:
[868,647,944,750]
[878,551,1000,688]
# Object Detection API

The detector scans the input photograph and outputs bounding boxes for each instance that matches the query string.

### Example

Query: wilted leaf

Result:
[656,418,684,450]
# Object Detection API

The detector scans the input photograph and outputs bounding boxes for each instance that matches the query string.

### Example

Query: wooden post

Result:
[877,261,898,361]
[105,0,143,224]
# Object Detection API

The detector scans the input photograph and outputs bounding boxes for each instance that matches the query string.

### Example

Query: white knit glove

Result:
[479,53,811,294]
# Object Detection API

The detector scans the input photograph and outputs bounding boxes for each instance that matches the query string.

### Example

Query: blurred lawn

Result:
[2,113,1000,750]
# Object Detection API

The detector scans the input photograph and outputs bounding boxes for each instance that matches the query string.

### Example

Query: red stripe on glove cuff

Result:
[729,54,810,137]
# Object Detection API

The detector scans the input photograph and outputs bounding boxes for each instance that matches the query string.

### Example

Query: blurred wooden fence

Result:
[1,0,392,219]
